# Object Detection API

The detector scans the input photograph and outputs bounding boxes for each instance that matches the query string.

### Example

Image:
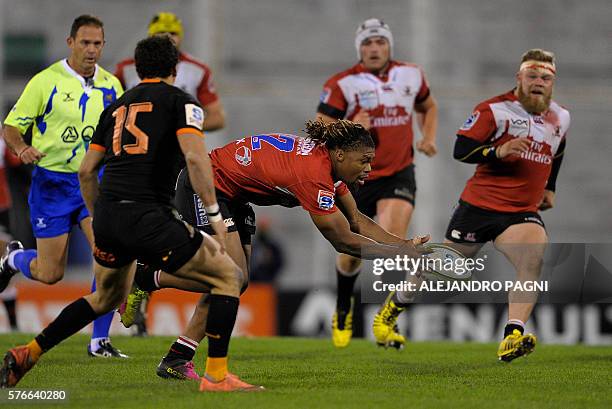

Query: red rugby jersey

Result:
[317,61,430,179]
[210,134,349,215]
[457,90,570,212]
[115,51,218,106]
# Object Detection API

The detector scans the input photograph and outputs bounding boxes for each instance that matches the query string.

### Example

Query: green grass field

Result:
[0,334,611,409]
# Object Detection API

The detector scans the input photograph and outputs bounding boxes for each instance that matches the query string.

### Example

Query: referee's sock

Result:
[33,298,100,358]
[10,249,37,280]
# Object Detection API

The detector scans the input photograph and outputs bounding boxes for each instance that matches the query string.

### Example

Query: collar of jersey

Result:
[61,59,99,90]
[356,60,396,81]
[140,78,162,83]
[507,88,519,102]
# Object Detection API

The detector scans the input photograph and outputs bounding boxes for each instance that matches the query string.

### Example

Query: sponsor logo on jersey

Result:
[520,150,552,165]
[465,232,476,242]
[317,190,335,211]
[372,114,411,128]
[61,126,79,143]
[533,116,544,125]
[460,111,480,131]
[520,140,552,164]
[185,103,205,130]
[235,146,252,166]
[357,89,378,109]
[510,118,528,127]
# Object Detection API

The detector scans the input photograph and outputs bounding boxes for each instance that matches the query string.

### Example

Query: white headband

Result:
[355,18,393,59]
[519,60,556,75]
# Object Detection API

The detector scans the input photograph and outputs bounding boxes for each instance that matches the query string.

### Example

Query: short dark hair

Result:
[304,119,375,151]
[134,35,179,80]
[521,48,555,65]
[70,15,104,38]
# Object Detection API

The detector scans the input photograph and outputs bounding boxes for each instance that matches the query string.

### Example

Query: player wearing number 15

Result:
[1,35,259,392]
[0,15,126,358]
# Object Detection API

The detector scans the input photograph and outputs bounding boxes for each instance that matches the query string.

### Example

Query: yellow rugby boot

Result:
[332,297,354,348]
[497,329,537,362]
[372,293,406,349]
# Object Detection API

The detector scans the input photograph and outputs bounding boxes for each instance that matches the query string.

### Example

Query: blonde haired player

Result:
[386,49,568,361]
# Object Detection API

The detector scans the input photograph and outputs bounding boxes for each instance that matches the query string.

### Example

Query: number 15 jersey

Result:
[90,79,205,205]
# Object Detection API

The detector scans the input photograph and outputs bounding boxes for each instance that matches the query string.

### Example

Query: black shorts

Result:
[445,200,546,244]
[174,168,256,245]
[353,164,416,218]
[352,164,416,217]
[93,198,203,272]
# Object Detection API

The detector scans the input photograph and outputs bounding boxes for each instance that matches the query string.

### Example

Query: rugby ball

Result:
[420,244,473,282]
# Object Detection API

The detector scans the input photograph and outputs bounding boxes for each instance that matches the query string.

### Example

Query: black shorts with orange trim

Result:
[352,164,416,218]
[445,200,546,244]
[174,168,256,245]
[92,197,203,272]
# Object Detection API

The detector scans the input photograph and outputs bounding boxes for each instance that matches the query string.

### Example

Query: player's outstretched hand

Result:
[411,234,431,246]
[401,234,433,258]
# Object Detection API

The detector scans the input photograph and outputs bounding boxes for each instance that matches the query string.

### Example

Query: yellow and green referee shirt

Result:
[4,59,123,173]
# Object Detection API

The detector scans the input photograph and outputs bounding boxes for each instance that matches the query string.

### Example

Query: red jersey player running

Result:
[123,120,432,381]
[393,49,569,362]
[316,18,438,349]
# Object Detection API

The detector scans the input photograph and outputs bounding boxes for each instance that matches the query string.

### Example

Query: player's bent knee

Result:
[216,265,243,296]
[37,271,65,285]
[85,291,121,315]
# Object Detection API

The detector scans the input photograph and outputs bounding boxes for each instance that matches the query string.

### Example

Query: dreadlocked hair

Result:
[304,119,374,151]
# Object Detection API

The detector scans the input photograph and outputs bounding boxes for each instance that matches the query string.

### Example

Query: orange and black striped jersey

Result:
[91,79,204,205]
